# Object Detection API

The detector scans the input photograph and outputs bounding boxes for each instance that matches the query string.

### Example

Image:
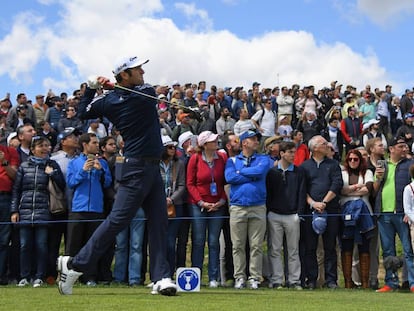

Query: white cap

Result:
[161,135,178,147]
[7,132,17,146]
[178,131,194,149]
[113,56,149,75]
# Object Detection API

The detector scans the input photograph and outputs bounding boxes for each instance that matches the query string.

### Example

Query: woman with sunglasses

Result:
[159,135,186,278]
[340,149,375,288]
[10,136,65,288]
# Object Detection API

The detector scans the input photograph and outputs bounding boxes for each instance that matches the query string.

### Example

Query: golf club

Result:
[98,81,203,121]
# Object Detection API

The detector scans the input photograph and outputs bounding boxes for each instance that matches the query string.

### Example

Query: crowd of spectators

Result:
[1,78,414,293]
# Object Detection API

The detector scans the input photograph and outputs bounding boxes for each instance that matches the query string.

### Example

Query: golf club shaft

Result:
[113,84,196,113]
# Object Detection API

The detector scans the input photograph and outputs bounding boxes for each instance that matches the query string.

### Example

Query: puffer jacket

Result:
[10,157,65,224]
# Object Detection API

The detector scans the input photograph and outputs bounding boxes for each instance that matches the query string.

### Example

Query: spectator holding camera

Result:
[374,137,414,292]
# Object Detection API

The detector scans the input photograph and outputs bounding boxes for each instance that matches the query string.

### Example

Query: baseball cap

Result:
[178,131,195,149]
[389,137,406,147]
[161,135,178,147]
[404,113,414,119]
[57,127,80,144]
[312,211,327,235]
[239,129,262,142]
[362,119,380,131]
[6,132,17,146]
[179,113,190,121]
[197,131,218,146]
[113,56,149,75]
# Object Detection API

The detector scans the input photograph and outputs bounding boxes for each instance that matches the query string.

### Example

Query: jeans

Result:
[0,194,11,278]
[167,205,183,278]
[72,159,170,282]
[378,214,414,288]
[113,207,145,284]
[20,226,48,280]
[191,204,224,281]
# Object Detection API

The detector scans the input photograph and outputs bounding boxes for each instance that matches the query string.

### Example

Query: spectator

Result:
[38,121,57,151]
[266,141,306,289]
[33,95,48,128]
[322,117,344,163]
[216,107,236,136]
[234,108,255,136]
[340,106,363,154]
[225,130,271,289]
[277,86,294,126]
[10,136,65,287]
[362,119,387,149]
[251,97,277,151]
[57,106,83,134]
[359,93,377,125]
[65,133,112,286]
[159,136,186,278]
[187,131,227,287]
[46,128,80,285]
[340,149,375,288]
[45,96,65,131]
[87,118,107,141]
[296,111,324,145]
[374,137,414,292]
[300,135,343,289]
[0,139,19,285]
[291,130,310,166]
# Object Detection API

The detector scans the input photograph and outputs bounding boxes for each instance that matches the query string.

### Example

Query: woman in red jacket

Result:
[186,131,227,288]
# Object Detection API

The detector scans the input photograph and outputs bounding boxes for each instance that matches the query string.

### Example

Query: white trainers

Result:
[57,256,83,295]
[33,279,43,288]
[17,278,30,287]
[234,278,246,289]
[248,278,260,290]
[151,278,177,296]
[209,280,219,288]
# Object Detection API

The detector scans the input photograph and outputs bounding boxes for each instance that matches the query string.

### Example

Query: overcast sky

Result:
[0,0,413,102]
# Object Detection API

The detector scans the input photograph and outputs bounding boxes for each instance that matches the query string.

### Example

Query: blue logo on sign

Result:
[177,269,199,291]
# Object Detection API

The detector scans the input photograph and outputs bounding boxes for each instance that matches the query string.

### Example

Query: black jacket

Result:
[266,165,306,215]
[10,157,65,224]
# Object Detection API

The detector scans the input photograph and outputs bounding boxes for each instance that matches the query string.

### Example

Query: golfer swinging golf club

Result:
[57,55,177,296]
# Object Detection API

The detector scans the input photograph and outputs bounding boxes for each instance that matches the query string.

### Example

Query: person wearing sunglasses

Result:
[57,105,83,134]
[340,149,375,289]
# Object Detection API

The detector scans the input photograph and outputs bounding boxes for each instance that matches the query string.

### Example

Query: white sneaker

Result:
[151,278,177,296]
[209,280,219,288]
[234,278,245,289]
[17,278,29,287]
[248,278,260,290]
[33,279,43,288]
[57,256,83,295]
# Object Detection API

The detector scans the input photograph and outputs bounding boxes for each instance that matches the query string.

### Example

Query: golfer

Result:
[57,56,177,296]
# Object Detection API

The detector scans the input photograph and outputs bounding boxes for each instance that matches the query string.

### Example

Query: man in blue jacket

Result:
[225,129,271,290]
[57,56,177,296]
[66,132,112,286]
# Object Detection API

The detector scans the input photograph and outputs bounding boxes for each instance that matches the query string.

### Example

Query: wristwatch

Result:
[1,160,8,167]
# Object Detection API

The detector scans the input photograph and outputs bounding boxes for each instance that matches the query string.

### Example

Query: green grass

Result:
[1,284,413,311]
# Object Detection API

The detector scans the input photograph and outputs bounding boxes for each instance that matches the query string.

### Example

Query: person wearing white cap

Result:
[186,131,227,288]
[159,135,186,279]
[56,56,177,296]
[362,119,387,149]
